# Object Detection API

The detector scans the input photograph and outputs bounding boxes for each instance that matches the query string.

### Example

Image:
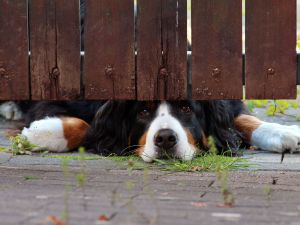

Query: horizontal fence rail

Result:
[0,0,297,101]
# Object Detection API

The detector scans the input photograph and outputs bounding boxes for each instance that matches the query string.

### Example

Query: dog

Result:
[1,100,297,162]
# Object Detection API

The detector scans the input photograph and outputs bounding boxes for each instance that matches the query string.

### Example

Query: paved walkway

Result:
[1,107,300,225]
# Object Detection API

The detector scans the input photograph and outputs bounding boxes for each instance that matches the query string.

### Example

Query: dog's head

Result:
[86,100,239,162]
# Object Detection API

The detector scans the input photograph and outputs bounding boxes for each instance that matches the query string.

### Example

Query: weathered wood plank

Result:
[137,0,187,100]
[136,0,161,100]
[246,0,296,99]
[30,0,80,100]
[84,0,135,100]
[192,0,242,100]
[0,0,29,100]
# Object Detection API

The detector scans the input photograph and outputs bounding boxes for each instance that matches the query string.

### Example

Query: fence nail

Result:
[159,68,168,78]
[0,68,6,76]
[0,68,10,80]
[267,68,275,75]
[51,68,60,79]
[212,68,221,81]
[105,65,114,77]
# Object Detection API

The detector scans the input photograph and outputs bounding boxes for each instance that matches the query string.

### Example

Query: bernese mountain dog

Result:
[3,100,298,162]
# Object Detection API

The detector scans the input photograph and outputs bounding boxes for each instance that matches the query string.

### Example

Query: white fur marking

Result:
[21,117,69,152]
[141,102,196,162]
[251,122,300,153]
[0,101,23,120]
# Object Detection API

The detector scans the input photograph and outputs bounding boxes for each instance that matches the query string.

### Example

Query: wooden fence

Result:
[0,0,297,100]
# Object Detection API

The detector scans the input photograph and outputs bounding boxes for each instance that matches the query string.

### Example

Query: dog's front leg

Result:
[234,114,300,153]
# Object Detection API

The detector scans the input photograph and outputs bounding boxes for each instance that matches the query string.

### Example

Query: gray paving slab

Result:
[243,151,300,171]
[0,166,300,225]
[1,107,300,225]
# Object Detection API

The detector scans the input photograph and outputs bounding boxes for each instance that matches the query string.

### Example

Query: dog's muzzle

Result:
[154,129,178,152]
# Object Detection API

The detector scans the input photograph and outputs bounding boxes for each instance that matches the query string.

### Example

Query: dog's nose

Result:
[154,129,177,150]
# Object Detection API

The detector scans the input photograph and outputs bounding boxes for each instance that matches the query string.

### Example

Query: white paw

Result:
[0,101,23,120]
[21,117,68,152]
[251,123,300,153]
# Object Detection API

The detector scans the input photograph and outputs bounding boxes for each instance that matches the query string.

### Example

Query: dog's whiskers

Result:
[120,144,145,155]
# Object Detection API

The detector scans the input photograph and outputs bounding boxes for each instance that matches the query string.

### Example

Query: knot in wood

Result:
[211,68,221,82]
[105,65,114,77]
[0,68,6,77]
[159,68,168,78]
[267,68,275,75]
[51,68,60,79]
[212,68,221,76]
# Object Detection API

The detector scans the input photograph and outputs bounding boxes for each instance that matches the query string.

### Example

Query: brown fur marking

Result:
[185,129,198,153]
[234,114,262,141]
[201,130,208,148]
[135,132,147,156]
[62,117,90,149]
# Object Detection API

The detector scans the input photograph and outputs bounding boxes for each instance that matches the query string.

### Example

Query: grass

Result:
[46,152,250,173]
[61,159,71,224]
[245,99,300,115]
[3,134,251,173]
[208,136,235,207]
[6,144,249,172]
[76,147,88,211]
[24,176,40,181]
[1,134,40,155]
[263,185,272,208]
[46,154,102,161]
[107,153,250,172]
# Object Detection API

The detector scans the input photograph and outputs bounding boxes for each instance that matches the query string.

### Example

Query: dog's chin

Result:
[140,145,197,163]
[176,144,197,161]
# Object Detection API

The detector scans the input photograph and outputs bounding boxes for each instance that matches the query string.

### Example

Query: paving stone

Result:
[1,109,300,225]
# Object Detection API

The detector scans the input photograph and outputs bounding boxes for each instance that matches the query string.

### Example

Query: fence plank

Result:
[0,0,29,100]
[246,0,296,99]
[30,0,80,100]
[192,0,242,100]
[137,0,187,100]
[84,0,135,100]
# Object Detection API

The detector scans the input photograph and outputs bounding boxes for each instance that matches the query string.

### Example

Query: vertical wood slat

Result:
[137,0,187,100]
[84,0,135,100]
[30,0,80,100]
[0,0,29,100]
[246,0,296,99]
[192,0,242,100]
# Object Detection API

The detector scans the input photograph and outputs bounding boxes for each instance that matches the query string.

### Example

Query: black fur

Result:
[85,101,137,155]
[85,100,246,155]
[24,101,104,127]
[23,100,247,156]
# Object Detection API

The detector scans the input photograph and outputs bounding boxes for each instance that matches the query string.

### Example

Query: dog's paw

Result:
[251,123,300,153]
[0,101,23,120]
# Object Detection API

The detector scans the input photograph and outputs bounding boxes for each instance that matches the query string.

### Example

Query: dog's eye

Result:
[139,109,150,118]
[181,106,191,114]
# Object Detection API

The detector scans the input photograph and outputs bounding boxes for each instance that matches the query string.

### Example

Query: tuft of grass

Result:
[263,185,272,207]
[24,176,40,181]
[46,154,102,161]
[152,154,249,172]
[246,100,269,112]
[61,159,71,224]
[76,147,88,210]
[245,99,300,118]
[208,136,235,207]
[108,153,250,173]
[3,134,41,155]
[266,100,300,117]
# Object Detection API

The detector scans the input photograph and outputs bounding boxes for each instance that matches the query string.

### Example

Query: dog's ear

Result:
[85,101,134,155]
[202,100,241,151]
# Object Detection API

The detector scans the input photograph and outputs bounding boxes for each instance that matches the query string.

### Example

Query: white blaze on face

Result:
[141,102,196,162]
